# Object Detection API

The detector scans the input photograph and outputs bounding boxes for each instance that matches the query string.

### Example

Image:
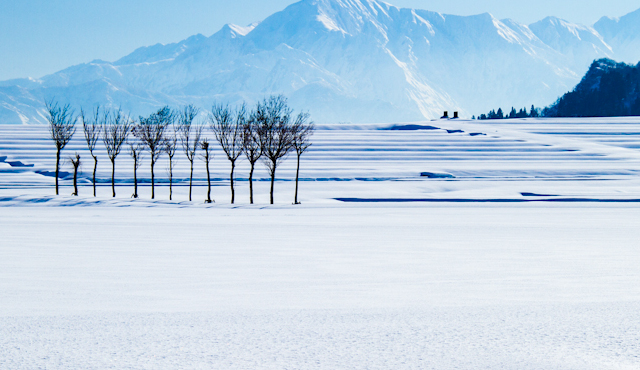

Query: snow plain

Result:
[1,118,640,369]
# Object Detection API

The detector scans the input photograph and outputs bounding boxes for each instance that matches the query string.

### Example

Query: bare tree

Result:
[81,107,103,197]
[133,106,173,199]
[211,103,245,204]
[128,133,144,199]
[291,113,314,204]
[259,95,295,204]
[165,129,178,201]
[200,139,214,203]
[102,108,132,197]
[177,105,202,201]
[70,153,81,196]
[46,100,77,195]
[242,110,264,204]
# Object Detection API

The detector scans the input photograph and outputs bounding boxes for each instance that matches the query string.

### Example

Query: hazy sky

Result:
[1,0,638,81]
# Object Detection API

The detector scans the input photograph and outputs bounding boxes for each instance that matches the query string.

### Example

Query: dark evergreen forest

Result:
[475,58,640,119]
[544,59,640,117]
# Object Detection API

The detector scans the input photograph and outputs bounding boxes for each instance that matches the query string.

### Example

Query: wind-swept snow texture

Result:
[1,0,640,124]
[2,118,640,368]
[3,117,640,202]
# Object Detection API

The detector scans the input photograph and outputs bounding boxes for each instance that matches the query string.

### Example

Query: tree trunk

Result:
[230,161,235,204]
[92,155,98,197]
[294,153,301,204]
[189,160,194,202]
[169,157,173,201]
[248,161,255,204]
[133,159,138,198]
[55,148,60,195]
[151,158,155,199]
[269,165,276,205]
[205,157,212,203]
[72,165,78,196]
[111,158,116,197]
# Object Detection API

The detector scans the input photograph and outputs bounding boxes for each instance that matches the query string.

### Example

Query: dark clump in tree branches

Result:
[291,112,314,205]
[46,100,77,195]
[133,106,173,200]
[102,108,131,197]
[177,105,202,202]
[211,103,245,204]
[81,107,103,197]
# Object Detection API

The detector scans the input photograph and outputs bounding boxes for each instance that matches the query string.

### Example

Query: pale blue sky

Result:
[1,0,638,81]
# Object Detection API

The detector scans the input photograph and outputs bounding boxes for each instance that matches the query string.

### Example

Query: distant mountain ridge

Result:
[1,0,640,124]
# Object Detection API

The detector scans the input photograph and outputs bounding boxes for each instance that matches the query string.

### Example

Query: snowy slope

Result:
[594,8,640,64]
[3,117,640,204]
[0,0,638,124]
[529,16,612,72]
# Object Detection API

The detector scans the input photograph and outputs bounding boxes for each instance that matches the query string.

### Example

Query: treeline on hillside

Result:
[544,59,640,117]
[474,58,640,120]
[474,105,542,120]
[46,95,314,205]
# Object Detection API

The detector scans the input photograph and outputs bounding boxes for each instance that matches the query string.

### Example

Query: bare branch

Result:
[291,112,314,156]
[81,106,101,156]
[257,95,296,204]
[128,131,144,199]
[81,106,103,197]
[46,99,77,151]
[177,104,202,201]
[165,126,179,201]
[133,106,174,199]
[45,99,77,195]
[134,106,173,164]
[102,108,132,197]
[210,103,244,163]
[260,95,295,174]
[102,108,132,162]
[291,112,314,204]
[210,102,245,203]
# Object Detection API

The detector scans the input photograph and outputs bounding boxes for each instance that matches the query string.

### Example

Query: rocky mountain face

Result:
[1,0,639,124]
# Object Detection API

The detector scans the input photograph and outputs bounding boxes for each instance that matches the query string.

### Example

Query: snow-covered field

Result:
[1,118,640,369]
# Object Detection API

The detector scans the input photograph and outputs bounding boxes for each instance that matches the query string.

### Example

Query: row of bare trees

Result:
[45,95,314,204]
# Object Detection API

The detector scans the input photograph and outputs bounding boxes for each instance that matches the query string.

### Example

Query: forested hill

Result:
[544,59,640,117]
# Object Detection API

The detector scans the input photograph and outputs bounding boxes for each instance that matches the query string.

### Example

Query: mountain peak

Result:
[593,7,640,63]
[309,0,396,33]
[529,16,611,57]
[222,23,259,37]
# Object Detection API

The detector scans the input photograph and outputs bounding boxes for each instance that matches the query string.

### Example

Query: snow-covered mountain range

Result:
[1,0,639,124]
